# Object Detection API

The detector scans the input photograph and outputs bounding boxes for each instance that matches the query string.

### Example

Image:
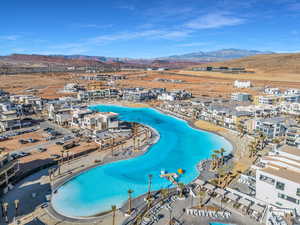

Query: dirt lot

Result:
[0,70,299,99]
[0,130,49,152]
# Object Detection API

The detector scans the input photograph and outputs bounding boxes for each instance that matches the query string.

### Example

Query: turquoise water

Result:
[51,105,232,217]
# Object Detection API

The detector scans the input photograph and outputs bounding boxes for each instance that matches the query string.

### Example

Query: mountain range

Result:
[47,48,274,63]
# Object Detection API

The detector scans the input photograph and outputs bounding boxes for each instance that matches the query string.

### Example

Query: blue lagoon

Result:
[51,105,232,217]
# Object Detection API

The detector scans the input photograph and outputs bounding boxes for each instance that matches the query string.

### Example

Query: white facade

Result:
[234,80,251,88]
[280,102,300,115]
[256,145,300,214]
[285,88,300,95]
[265,88,281,95]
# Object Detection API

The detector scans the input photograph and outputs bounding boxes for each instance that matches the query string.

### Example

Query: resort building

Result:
[158,90,192,101]
[231,93,251,102]
[286,126,300,148]
[284,88,300,95]
[0,152,19,189]
[236,104,281,118]
[80,112,119,132]
[233,80,251,88]
[255,95,280,105]
[282,94,300,103]
[255,145,300,214]
[265,87,281,95]
[77,89,119,101]
[253,117,287,139]
[280,102,300,115]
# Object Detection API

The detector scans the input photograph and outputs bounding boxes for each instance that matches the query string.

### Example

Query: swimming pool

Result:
[51,105,232,217]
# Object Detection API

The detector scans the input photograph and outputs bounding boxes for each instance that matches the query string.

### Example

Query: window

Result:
[278,193,300,205]
[259,174,275,185]
[276,181,285,191]
[297,188,300,197]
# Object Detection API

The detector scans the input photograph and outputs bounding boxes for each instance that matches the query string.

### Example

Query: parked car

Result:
[37,147,47,152]
[55,141,64,145]
[63,136,72,141]
[50,154,60,159]
[19,139,28,144]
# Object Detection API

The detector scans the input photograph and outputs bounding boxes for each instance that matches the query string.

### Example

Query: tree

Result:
[178,182,185,198]
[213,149,221,168]
[127,189,134,215]
[237,122,245,137]
[211,154,217,170]
[197,191,206,207]
[219,148,226,166]
[111,205,117,225]
[160,188,169,201]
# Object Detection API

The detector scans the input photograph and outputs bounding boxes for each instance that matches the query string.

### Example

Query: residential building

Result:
[255,95,280,105]
[256,145,300,214]
[158,90,192,101]
[77,89,119,101]
[80,112,119,132]
[254,117,287,139]
[231,93,251,102]
[265,88,281,95]
[286,126,300,148]
[282,94,300,103]
[234,80,251,88]
[236,104,280,118]
[280,102,300,115]
[285,88,300,95]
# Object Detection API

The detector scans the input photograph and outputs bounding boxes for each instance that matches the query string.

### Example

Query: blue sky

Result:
[1,0,300,58]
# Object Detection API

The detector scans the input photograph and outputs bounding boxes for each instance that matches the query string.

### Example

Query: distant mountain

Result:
[160,49,275,62]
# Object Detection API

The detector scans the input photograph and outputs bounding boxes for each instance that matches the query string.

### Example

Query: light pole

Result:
[3,202,8,223]
[14,199,19,218]
[147,174,153,200]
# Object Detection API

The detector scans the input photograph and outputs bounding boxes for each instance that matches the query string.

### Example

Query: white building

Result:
[265,88,281,95]
[231,93,251,102]
[285,88,300,95]
[280,102,300,115]
[80,112,119,132]
[255,145,300,214]
[254,117,287,139]
[234,80,251,88]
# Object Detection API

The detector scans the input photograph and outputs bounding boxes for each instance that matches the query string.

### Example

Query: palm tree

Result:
[160,188,169,201]
[178,182,185,198]
[216,167,227,187]
[127,189,134,214]
[111,205,117,225]
[213,149,221,168]
[237,123,244,137]
[211,154,217,170]
[219,148,226,166]
[248,141,257,158]
[197,191,206,207]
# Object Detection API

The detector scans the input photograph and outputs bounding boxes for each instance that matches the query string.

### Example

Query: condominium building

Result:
[254,117,287,139]
[231,93,251,102]
[80,112,119,131]
[265,88,281,95]
[255,145,300,214]
[286,126,300,148]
